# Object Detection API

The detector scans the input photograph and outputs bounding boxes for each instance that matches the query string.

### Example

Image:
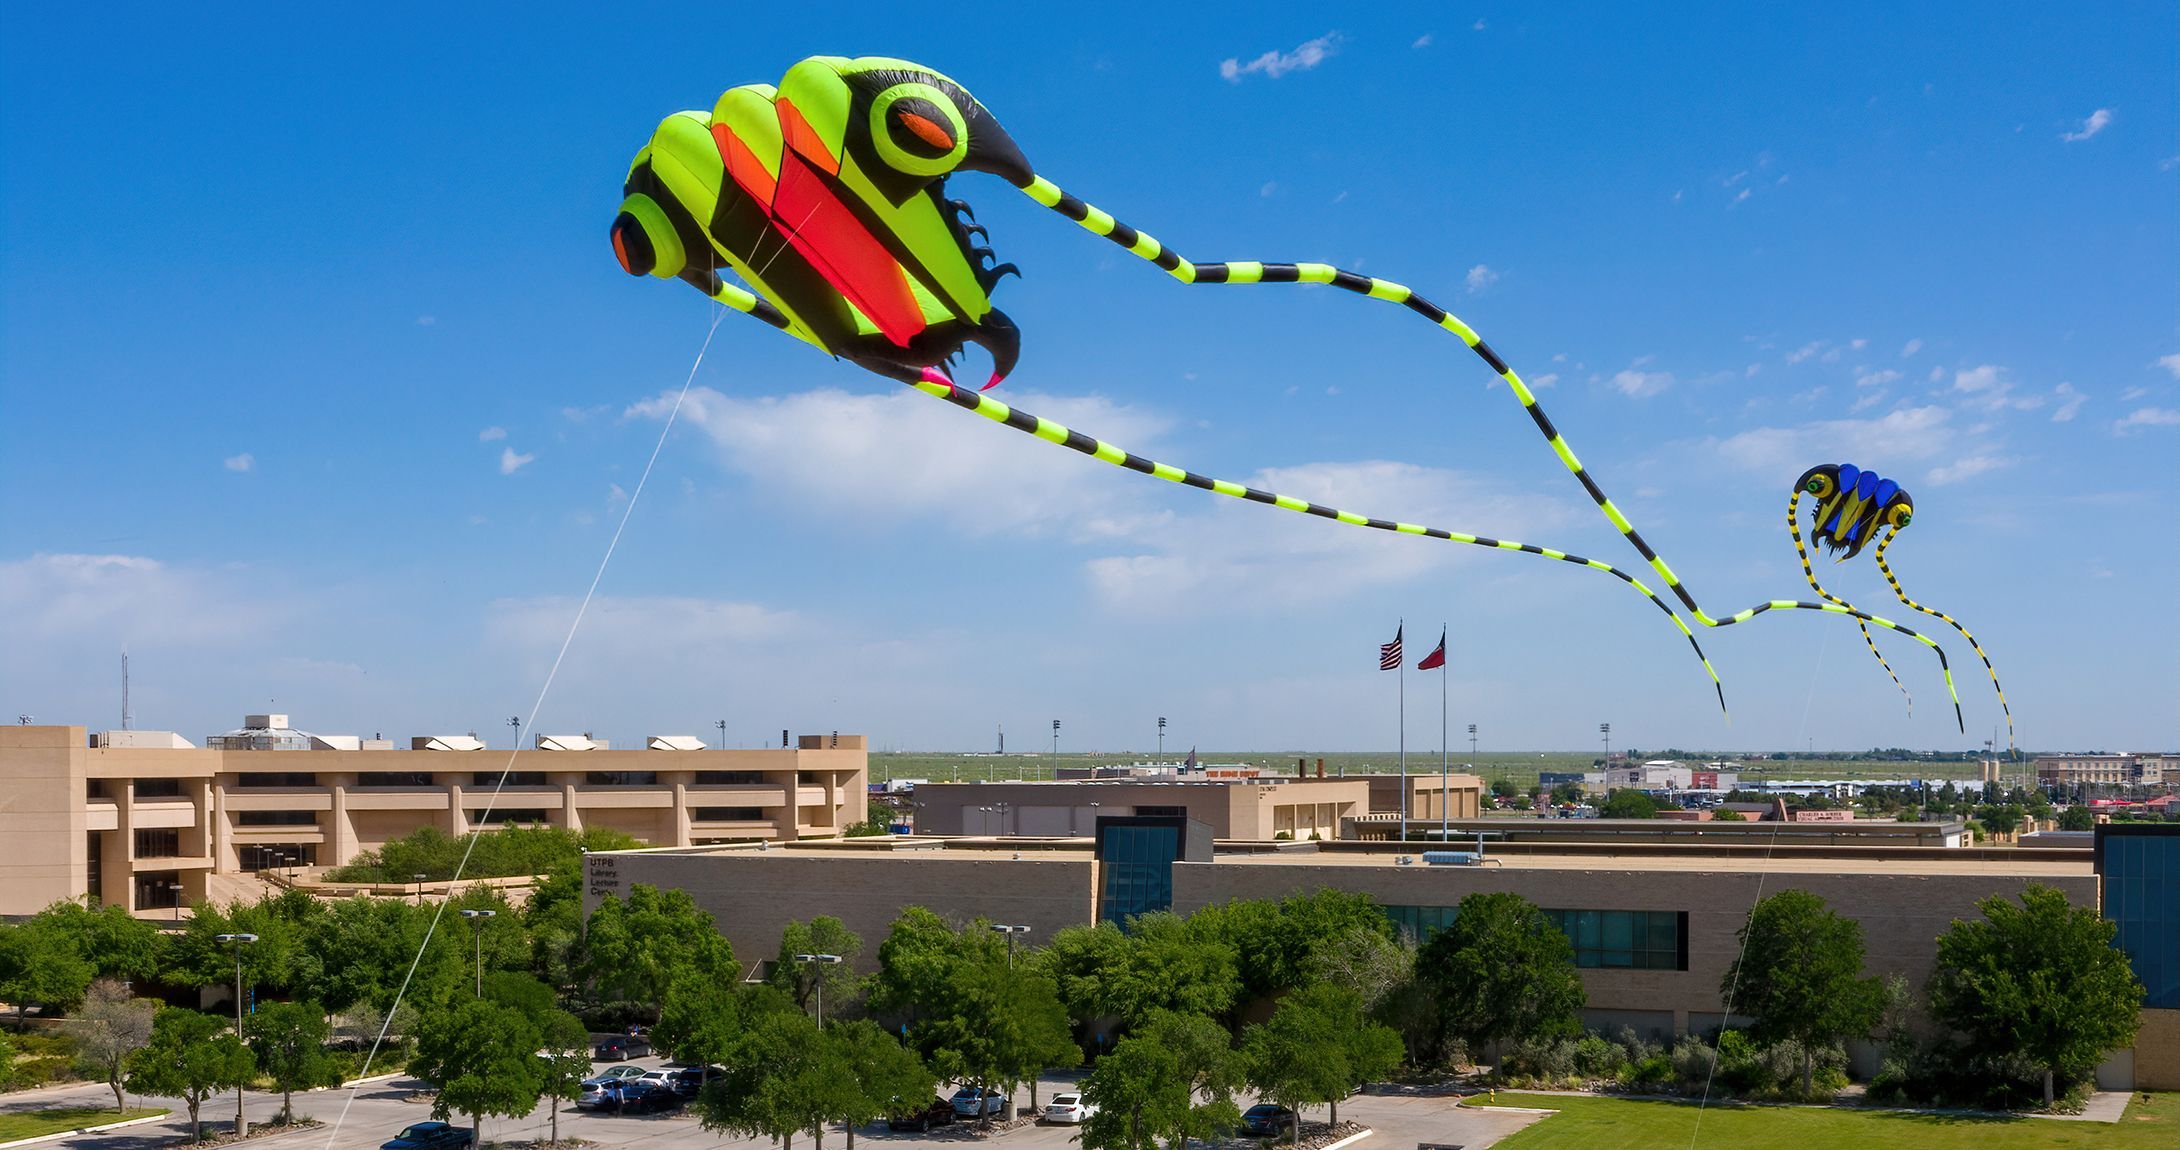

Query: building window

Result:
[2097,825,2180,1009]
[1135,805,1188,818]
[797,771,825,785]
[692,807,766,822]
[471,808,549,825]
[475,771,547,787]
[584,772,658,786]
[1383,905,1688,971]
[134,778,183,799]
[135,872,183,911]
[233,773,318,787]
[86,835,102,902]
[355,772,436,787]
[134,829,181,858]
[1097,824,1180,926]
[694,771,768,785]
[240,844,316,870]
[236,810,318,826]
[86,779,107,800]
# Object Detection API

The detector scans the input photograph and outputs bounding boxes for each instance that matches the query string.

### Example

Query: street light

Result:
[792,953,843,1027]
[989,923,1032,968]
[166,881,184,923]
[215,933,258,1136]
[459,909,496,996]
[413,873,428,906]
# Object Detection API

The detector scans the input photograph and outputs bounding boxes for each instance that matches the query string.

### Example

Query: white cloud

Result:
[2112,407,2180,435]
[2158,353,2180,379]
[1472,18,1486,31]
[1609,367,1673,398]
[1220,32,1342,82]
[1786,341,1823,365]
[1952,364,2003,392]
[1900,338,1922,358]
[488,594,800,664]
[223,453,254,472]
[479,426,507,442]
[1927,454,2016,485]
[1412,33,1433,48]
[415,315,436,327]
[2061,107,2113,142]
[1711,405,1954,473]
[2121,386,2149,401]
[499,447,535,475]
[1732,188,1752,205]
[1854,369,1902,389]
[1528,373,1559,389]
[1850,338,1867,350]
[2051,383,2086,423]
[1464,264,1499,294]
[1849,391,1888,414]
[0,554,286,646]
[1259,181,1278,198]
[1744,363,1761,379]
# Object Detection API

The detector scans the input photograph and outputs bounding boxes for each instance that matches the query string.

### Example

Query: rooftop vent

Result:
[413,735,486,752]
[647,735,706,751]
[536,734,608,751]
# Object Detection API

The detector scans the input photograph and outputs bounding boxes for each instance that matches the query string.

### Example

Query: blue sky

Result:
[3,3,2174,754]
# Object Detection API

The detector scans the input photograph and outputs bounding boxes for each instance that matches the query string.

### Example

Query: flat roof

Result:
[1201,849,2092,878]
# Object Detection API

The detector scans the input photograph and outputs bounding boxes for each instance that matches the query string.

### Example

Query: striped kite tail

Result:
[1875,528,2013,751]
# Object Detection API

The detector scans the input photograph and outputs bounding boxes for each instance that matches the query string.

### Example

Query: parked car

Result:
[593,1035,653,1061]
[381,1122,474,1150]
[887,1097,959,1132]
[949,1085,1006,1118]
[1042,1093,1096,1124]
[669,1065,725,1098]
[577,1069,664,1110]
[581,1078,682,1114]
[1240,1104,1297,1138]
[588,1065,650,1083]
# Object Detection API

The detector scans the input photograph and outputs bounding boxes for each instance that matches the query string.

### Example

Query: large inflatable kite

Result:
[613,55,1999,729]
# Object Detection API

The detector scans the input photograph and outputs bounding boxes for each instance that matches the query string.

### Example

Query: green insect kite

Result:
[612,55,1981,727]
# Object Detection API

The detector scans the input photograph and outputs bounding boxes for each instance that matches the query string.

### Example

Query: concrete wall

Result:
[0,726,89,916]
[585,848,1095,973]
[2133,1008,2180,1091]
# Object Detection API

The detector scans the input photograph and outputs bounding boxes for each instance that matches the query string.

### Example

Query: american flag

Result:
[1379,624,1403,670]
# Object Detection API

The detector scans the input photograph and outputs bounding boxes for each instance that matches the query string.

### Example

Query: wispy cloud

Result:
[223,453,253,472]
[2061,107,2113,142]
[1220,32,1341,82]
[1472,19,1487,31]
[1854,369,1902,389]
[1927,454,2016,485]
[1900,338,1922,358]
[479,426,507,442]
[1786,341,1824,365]
[2051,382,2087,423]
[1711,405,1953,473]
[1609,365,1673,399]
[2112,407,2180,435]
[1411,32,1433,49]
[499,447,535,475]
[1464,264,1499,294]
[2158,353,2180,379]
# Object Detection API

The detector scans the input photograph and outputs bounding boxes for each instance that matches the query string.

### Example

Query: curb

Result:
[330,1072,406,1090]
[1321,1129,1376,1150]
[0,1110,172,1149]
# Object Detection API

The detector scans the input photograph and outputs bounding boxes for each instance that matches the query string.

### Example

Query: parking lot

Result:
[6,1055,1546,1150]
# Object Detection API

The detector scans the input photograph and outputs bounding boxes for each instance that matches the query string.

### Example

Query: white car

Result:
[1043,1093,1096,1124]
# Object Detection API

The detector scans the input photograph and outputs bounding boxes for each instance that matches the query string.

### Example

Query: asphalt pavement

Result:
[1,1058,1544,1150]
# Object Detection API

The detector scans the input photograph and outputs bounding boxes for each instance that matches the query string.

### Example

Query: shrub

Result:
[1669,1036,1718,1086]
[1620,1054,1674,1089]
[1499,1036,1575,1081]
[1570,1034,1628,1080]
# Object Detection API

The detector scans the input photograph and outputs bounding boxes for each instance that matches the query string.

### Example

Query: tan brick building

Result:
[906,773,1481,840]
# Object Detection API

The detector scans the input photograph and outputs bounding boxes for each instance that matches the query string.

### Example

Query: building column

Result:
[671,778,690,846]
[561,781,583,834]
[209,779,233,873]
[114,781,137,910]
[447,781,469,835]
[327,777,356,868]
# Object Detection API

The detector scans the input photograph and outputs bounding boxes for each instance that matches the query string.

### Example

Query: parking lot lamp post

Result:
[412,873,427,906]
[215,932,258,1136]
[989,924,1031,969]
[794,953,843,1027]
[458,909,496,996]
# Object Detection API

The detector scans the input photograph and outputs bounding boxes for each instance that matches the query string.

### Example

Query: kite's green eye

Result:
[869,82,968,177]
[1805,475,1832,496]
[1890,507,1913,528]
[611,194,684,279]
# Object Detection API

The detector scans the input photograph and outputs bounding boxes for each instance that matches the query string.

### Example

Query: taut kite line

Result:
[610,54,1972,724]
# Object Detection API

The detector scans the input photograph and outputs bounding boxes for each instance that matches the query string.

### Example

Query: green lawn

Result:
[0,1106,167,1141]
[1489,1092,2174,1149]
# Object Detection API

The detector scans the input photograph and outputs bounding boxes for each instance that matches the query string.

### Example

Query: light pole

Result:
[413,873,427,907]
[793,953,843,1027]
[507,716,521,748]
[166,881,184,923]
[216,933,258,1136]
[1051,719,1060,769]
[1600,723,1611,767]
[1157,717,1166,759]
[1468,724,1478,761]
[715,719,727,750]
[989,923,1032,968]
[459,909,496,996]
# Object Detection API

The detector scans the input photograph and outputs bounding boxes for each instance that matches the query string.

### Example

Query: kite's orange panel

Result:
[775,150,924,347]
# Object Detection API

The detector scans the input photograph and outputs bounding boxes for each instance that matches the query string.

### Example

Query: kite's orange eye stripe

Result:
[896,110,955,151]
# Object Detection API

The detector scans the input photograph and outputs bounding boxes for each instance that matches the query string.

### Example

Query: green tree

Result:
[1105,913,1241,1026]
[825,1019,935,1150]
[695,1008,840,1150]
[1712,807,1747,822]
[771,916,866,1014]
[2057,806,2095,832]
[1034,921,1131,1035]
[579,884,737,1011]
[1549,782,1583,806]
[37,899,163,983]
[1191,890,1392,1009]
[1927,884,2145,1107]
[126,1007,256,1142]
[1721,890,1883,1095]
[1085,1010,1246,1150]
[1489,778,1520,800]
[1240,984,1400,1133]
[408,999,544,1142]
[919,962,1079,1119]
[70,978,158,1111]
[535,1009,593,1144]
[868,908,1004,1027]
[1601,789,1660,819]
[245,1000,338,1124]
[0,1031,15,1090]
[1415,892,1584,1061]
[0,916,95,1029]
[1975,804,2025,838]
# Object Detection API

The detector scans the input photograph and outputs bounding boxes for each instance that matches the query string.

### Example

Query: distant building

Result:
[907,773,1481,841]
[2037,753,2175,788]
[0,719,868,917]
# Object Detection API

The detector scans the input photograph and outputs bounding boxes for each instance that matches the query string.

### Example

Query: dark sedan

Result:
[669,1065,725,1098]
[887,1097,958,1132]
[381,1122,474,1150]
[597,1078,682,1114]
[1240,1104,1297,1138]
[593,1035,654,1061]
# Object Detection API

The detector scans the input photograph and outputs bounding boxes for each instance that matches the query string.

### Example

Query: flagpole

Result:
[1398,618,1407,844]
[1441,622,1449,845]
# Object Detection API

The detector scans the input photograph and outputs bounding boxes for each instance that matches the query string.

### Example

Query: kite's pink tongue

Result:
[920,366,956,388]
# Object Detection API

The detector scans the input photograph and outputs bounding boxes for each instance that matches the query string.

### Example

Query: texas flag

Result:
[1417,629,1447,671]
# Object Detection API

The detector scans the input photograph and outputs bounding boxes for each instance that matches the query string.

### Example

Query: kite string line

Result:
[1689,625,1827,1149]
[320,307,726,1150]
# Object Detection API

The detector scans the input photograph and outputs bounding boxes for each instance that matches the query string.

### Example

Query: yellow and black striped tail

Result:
[1787,492,1912,715]
[905,371,1729,718]
[1015,173,1962,727]
[1876,528,2014,752]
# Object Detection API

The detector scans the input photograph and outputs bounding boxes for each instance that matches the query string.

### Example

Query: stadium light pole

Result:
[716,718,727,750]
[216,933,258,1136]
[793,953,843,1027]
[1157,717,1166,759]
[1600,723,1611,767]
[459,909,496,996]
